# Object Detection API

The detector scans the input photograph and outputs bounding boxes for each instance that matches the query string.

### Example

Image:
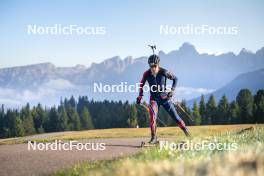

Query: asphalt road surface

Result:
[0,137,147,176]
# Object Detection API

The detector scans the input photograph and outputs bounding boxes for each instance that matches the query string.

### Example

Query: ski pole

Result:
[171,98,194,122]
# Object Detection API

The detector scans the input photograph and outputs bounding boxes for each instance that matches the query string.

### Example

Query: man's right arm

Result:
[139,71,148,96]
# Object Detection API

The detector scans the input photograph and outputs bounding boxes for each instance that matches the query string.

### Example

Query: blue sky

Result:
[0,0,263,68]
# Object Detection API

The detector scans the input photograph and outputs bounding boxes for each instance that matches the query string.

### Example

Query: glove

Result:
[136,96,142,104]
[167,91,174,98]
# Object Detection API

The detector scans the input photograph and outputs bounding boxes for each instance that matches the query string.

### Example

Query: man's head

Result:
[148,54,160,74]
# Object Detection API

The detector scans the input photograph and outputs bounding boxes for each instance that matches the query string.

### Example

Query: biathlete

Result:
[136,52,190,144]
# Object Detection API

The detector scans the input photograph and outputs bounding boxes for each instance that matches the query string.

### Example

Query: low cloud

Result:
[0,79,77,108]
[0,82,214,108]
[43,79,75,90]
[175,86,215,100]
[176,86,214,95]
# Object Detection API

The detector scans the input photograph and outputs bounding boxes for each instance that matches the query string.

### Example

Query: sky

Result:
[0,0,264,68]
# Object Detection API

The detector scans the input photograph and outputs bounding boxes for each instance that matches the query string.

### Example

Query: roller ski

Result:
[141,136,159,147]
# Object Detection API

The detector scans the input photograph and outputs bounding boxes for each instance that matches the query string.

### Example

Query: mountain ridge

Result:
[0,43,263,107]
[187,68,264,106]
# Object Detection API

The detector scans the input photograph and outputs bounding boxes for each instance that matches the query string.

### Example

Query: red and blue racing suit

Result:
[139,67,188,137]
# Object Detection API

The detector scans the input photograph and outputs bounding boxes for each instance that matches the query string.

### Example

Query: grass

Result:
[52,124,264,176]
[0,124,255,145]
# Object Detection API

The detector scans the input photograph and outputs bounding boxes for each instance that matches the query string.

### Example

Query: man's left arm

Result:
[165,70,178,93]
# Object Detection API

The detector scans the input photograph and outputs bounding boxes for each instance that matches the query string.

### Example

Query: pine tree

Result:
[21,103,35,135]
[69,96,77,108]
[199,95,207,125]
[236,89,254,123]
[66,107,81,131]
[0,104,4,138]
[14,116,25,137]
[32,104,46,133]
[206,95,217,125]
[217,95,229,124]
[79,106,94,130]
[228,101,240,124]
[116,100,129,127]
[2,110,24,137]
[57,105,69,131]
[253,89,264,123]
[48,107,60,132]
[127,104,138,128]
[5,110,14,137]
[192,101,201,125]
[1,108,10,138]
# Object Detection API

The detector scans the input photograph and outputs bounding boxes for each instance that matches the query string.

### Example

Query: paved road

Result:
[0,137,147,176]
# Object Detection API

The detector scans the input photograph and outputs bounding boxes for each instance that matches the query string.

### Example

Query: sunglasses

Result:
[150,64,158,68]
